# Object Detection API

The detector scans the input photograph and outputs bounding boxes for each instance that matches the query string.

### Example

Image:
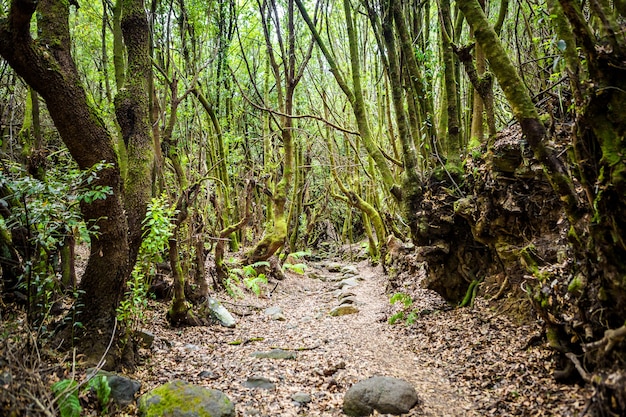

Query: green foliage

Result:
[285,250,311,260]
[52,379,81,417]
[0,159,113,326]
[234,261,270,296]
[52,374,111,417]
[87,375,111,412]
[388,292,419,326]
[283,263,307,274]
[225,273,244,298]
[244,273,268,295]
[117,194,176,330]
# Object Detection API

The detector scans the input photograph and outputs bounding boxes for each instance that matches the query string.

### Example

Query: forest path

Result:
[137,259,476,416]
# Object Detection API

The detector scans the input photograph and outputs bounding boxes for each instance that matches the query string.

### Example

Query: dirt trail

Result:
[138,260,476,416]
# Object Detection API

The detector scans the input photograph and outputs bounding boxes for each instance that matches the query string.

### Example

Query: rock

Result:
[207,297,236,328]
[338,296,358,305]
[326,262,343,272]
[307,271,326,281]
[243,376,276,390]
[335,277,359,289]
[291,392,312,404]
[329,305,359,316]
[343,376,419,416]
[135,330,155,348]
[333,289,357,299]
[87,369,141,406]
[250,348,297,360]
[184,343,201,351]
[197,370,218,380]
[340,265,359,276]
[138,380,235,417]
[264,306,286,321]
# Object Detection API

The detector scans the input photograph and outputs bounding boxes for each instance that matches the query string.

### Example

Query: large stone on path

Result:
[340,265,359,276]
[243,376,276,390]
[264,306,286,321]
[343,376,419,416]
[329,305,359,316]
[138,380,235,417]
[335,277,359,289]
[207,297,236,328]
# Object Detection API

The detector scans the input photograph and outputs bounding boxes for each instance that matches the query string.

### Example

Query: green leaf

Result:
[52,379,81,417]
[87,375,111,410]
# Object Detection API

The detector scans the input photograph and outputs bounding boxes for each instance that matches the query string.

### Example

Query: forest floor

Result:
[130,254,594,417]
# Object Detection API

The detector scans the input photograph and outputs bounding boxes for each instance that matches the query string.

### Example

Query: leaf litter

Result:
[131,257,592,416]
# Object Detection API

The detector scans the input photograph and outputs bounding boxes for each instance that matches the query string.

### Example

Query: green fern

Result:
[52,379,81,417]
[287,250,311,260]
[88,375,111,411]
[283,263,307,274]
[244,273,268,295]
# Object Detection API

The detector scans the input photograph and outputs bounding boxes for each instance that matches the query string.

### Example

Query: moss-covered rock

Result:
[138,380,235,417]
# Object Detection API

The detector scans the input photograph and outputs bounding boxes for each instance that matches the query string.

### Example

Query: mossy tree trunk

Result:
[457,0,579,216]
[247,0,313,263]
[295,0,402,201]
[553,0,626,327]
[168,185,201,326]
[437,0,462,164]
[0,0,153,364]
[377,0,423,239]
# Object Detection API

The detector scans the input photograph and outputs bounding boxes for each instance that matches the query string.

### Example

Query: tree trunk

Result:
[0,0,153,366]
[457,0,579,216]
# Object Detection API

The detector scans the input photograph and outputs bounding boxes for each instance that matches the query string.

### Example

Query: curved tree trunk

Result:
[0,0,153,366]
[457,0,579,216]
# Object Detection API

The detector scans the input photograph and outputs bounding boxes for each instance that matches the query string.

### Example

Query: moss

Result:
[139,381,234,417]
[567,274,584,296]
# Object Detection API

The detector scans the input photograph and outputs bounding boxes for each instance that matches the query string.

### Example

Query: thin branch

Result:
[230,67,360,135]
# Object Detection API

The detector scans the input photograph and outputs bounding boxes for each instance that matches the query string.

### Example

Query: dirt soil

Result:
[131,257,593,416]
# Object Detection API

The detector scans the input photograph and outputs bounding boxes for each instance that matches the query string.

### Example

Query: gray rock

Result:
[333,289,357,299]
[340,265,359,276]
[326,262,343,272]
[343,376,419,416]
[138,380,234,417]
[292,392,312,404]
[243,376,276,390]
[308,271,325,280]
[87,369,141,406]
[264,306,286,321]
[329,305,359,316]
[339,296,358,305]
[335,278,359,289]
[250,348,297,360]
[197,370,218,380]
[0,371,12,386]
[207,297,236,328]
[135,330,155,348]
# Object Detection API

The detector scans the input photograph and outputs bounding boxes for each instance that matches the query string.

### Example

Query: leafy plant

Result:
[240,261,270,295]
[244,273,268,295]
[0,160,113,327]
[87,374,111,412]
[52,374,111,417]
[52,379,81,417]
[117,194,176,331]
[388,292,419,326]
[283,262,307,274]
[225,273,244,298]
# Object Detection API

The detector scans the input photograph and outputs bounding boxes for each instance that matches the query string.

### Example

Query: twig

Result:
[584,325,626,354]
[565,352,591,383]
